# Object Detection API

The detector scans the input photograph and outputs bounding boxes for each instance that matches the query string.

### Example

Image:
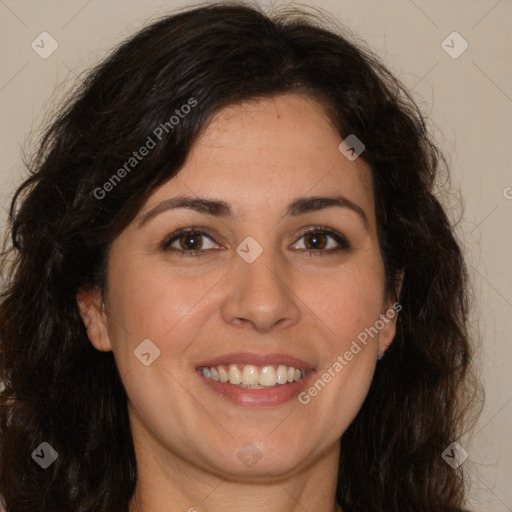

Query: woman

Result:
[0,2,479,511]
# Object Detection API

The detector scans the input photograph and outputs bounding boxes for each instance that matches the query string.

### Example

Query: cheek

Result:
[301,258,386,346]
[110,259,202,338]
[105,254,225,361]
[294,258,384,424]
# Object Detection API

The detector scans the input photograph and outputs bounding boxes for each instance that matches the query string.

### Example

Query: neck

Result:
[129,422,342,512]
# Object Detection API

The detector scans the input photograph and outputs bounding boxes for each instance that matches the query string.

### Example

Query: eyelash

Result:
[160,225,351,258]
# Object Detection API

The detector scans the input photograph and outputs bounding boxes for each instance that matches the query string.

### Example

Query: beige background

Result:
[0,1,511,510]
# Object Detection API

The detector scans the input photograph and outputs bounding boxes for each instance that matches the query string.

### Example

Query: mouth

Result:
[197,363,307,389]
[195,352,315,406]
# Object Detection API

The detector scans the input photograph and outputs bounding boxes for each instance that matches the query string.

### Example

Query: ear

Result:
[77,287,112,352]
[378,271,404,357]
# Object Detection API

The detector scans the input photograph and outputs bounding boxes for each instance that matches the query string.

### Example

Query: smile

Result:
[198,363,307,388]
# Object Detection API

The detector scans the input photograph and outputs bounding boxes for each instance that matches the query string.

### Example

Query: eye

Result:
[161,225,350,258]
[291,226,350,256]
[161,227,221,257]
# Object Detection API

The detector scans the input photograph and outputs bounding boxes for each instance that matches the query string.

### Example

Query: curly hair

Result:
[0,2,480,511]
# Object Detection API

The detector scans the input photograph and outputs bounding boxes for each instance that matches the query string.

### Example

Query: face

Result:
[79,93,399,479]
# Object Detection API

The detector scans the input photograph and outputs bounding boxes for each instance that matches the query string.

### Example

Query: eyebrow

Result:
[137,194,369,229]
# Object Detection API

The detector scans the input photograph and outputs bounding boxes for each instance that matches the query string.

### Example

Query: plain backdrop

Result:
[0,1,511,510]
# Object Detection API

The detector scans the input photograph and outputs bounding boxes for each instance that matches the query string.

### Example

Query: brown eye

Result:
[161,228,220,257]
[303,232,328,250]
[291,227,350,255]
[178,233,204,250]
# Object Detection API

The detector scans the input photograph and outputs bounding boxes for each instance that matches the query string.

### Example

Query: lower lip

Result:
[198,371,315,407]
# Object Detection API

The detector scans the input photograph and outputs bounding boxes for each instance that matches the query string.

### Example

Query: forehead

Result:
[145,94,375,225]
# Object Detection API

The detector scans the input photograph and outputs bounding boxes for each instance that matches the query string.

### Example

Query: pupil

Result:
[306,232,326,250]
[181,234,201,250]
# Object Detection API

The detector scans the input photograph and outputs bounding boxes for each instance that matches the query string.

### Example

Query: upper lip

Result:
[196,352,315,370]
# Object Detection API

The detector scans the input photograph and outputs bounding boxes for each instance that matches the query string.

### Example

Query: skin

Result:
[78,93,400,512]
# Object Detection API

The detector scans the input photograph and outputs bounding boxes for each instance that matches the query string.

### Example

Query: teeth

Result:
[276,365,288,384]
[200,363,307,388]
[242,365,259,386]
[218,366,229,383]
[259,366,277,386]
[228,364,242,385]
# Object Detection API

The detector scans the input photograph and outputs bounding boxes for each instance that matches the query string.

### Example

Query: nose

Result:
[220,245,301,333]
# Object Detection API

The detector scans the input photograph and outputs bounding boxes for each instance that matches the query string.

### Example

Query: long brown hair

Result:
[0,2,480,510]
